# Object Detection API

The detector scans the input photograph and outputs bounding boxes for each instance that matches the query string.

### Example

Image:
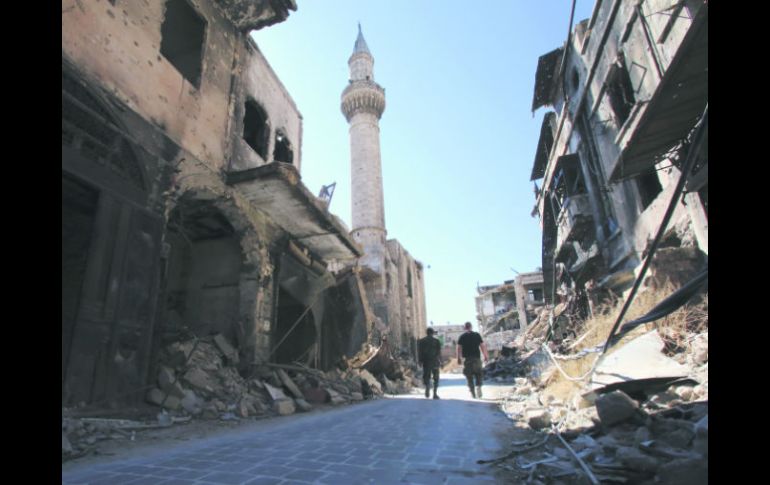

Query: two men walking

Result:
[419,322,488,400]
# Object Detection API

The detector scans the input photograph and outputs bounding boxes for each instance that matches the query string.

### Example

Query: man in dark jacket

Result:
[418,327,442,399]
[457,321,489,398]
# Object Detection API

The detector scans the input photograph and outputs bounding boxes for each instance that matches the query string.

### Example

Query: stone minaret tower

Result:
[341,24,387,273]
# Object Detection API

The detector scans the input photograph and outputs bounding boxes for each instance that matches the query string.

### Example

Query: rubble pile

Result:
[490,290,708,484]
[484,347,526,381]
[496,382,707,484]
[148,334,407,419]
[63,335,420,461]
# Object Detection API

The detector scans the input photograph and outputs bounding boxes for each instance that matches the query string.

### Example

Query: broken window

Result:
[551,154,587,212]
[607,57,636,127]
[636,169,663,210]
[243,99,269,159]
[160,0,207,88]
[273,130,293,164]
[528,288,544,302]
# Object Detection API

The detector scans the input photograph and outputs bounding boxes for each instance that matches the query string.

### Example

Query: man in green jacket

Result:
[418,327,442,399]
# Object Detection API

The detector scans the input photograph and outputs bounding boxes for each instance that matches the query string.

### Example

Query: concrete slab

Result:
[588,330,689,392]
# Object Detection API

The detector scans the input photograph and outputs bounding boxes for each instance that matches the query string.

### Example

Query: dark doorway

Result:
[164,200,242,344]
[274,287,316,365]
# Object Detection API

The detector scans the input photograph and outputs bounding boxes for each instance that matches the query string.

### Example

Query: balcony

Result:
[555,193,593,259]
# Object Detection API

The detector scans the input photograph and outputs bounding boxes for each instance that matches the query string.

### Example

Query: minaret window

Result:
[273,130,293,164]
[243,99,269,160]
[160,0,206,88]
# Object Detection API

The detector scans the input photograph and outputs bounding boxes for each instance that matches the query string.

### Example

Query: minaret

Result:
[341,24,387,273]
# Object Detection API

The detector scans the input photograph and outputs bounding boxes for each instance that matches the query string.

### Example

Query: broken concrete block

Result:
[213,334,239,365]
[330,396,347,405]
[526,408,552,430]
[595,390,639,427]
[276,369,304,399]
[158,366,186,398]
[616,446,660,473]
[181,390,203,415]
[182,368,216,393]
[350,392,364,401]
[145,388,166,406]
[264,382,289,401]
[358,369,382,392]
[294,398,313,412]
[145,388,181,410]
[273,399,296,416]
[166,341,195,367]
[303,386,329,404]
[656,457,708,485]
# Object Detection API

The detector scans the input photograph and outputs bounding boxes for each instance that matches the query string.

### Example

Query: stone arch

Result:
[162,187,268,366]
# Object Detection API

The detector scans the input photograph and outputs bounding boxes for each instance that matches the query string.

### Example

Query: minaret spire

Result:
[341,26,387,273]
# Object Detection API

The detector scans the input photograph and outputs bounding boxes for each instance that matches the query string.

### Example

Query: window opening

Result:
[636,170,663,210]
[607,57,636,127]
[243,100,269,159]
[160,0,206,88]
[273,130,293,164]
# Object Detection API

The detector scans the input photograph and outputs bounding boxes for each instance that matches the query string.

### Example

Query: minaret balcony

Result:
[341,81,386,121]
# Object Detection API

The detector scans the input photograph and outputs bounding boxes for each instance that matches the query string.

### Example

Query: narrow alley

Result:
[62,1,707,483]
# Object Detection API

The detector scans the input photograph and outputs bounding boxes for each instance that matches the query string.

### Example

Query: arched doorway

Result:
[163,197,243,345]
[62,67,161,407]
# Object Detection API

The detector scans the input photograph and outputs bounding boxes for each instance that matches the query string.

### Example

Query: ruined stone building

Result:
[530,0,707,309]
[476,271,545,337]
[62,0,375,409]
[341,26,428,358]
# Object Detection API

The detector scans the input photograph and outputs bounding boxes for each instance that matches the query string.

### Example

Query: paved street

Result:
[62,374,515,485]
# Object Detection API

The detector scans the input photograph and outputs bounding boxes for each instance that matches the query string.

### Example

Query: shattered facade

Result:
[341,26,428,359]
[530,0,708,306]
[62,0,376,409]
[476,271,545,338]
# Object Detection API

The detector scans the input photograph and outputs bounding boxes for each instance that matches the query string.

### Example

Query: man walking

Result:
[457,322,488,398]
[418,327,442,399]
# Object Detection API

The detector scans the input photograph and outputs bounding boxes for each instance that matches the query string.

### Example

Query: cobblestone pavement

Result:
[62,374,515,484]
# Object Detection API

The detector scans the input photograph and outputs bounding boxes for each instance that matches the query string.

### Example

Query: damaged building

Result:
[62,0,378,410]
[530,0,708,310]
[476,271,545,339]
[340,26,428,359]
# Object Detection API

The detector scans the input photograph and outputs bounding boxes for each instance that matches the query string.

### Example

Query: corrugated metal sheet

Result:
[610,7,708,181]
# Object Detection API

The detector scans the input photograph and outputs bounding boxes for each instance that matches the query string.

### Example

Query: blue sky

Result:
[253,1,595,328]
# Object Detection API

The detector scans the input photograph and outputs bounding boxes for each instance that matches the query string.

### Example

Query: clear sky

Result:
[252,1,596,329]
